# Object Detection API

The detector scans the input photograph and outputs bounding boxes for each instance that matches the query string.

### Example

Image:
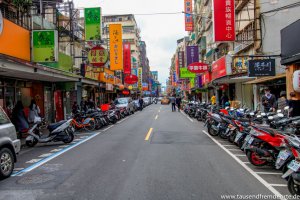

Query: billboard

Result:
[186,46,199,66]
[180,68,196,78]
[213,0,235,41]
[138,67,143,91]
[211,56,227,80]
[184,0,193,31]
[248,59,276,77]
[32,30,58,62]
[84,7,101,41]
[109,24,123,71]
[123,43,131,74]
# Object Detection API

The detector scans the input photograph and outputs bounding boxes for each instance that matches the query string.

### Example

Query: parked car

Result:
[161,96,170,105]
[143,97,151,106]
[114,97,135,114]
[0,106,21,179]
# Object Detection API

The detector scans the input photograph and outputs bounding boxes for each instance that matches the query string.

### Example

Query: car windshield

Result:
[115,98,128,104]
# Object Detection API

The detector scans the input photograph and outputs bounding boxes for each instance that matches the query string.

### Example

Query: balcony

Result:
[235,0,250,14]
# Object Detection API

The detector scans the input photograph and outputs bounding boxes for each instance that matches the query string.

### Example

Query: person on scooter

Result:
[262,88,277,113]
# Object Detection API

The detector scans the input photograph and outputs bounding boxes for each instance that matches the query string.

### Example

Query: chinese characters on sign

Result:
[84,7,101,41]
[123,43,131,74]
[184,0,194,31]
[213,0,235,41]
[138,67,143,91]
[178,51,184,68]
[186,46,199,66]
[88,46,108,67]
[187,62,209,74]
[211,56,227,80]
[109,24,123,71]
[248,59,275,77]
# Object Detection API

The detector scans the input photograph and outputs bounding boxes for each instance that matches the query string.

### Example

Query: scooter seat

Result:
[48,120,67,132]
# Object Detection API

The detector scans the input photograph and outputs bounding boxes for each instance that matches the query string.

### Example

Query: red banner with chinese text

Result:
[184,0,194,31]
[123,43,131,74]
[213,0,235,41]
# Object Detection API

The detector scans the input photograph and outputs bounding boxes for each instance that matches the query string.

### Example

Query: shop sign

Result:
[196,75,202,88]
[123,43,131,74]
[138,67,143,91]
[178,51,185,68]
[84,7,101,41]
[211,56,227,80]
[99,68,114,84]
[0,11,3,36]
[232,57,248,74]
[109,24,123,70]
[32,30,58,62]
[184,0,193,31]
[187,62,209,74]
[122,90,130,95]
[180,68,196,78]
[186,46,199,66]
[293,70,300,93]
[88,46,108,67]
[106,83,114,91]
[248,59,275,77]
[213,0,235,41]
[142,83,148,91]
[190,78,195,88]
[202,72,211,84]
[85,65,100,80]
[124,74,138,84]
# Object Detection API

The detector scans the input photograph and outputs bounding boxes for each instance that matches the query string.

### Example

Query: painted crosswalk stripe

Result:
[269,184,287,187]
[38,153,53,158]
[255,172,283,175]
[13,168,24,171]
[51,149,62,152]
[234,154,246,157]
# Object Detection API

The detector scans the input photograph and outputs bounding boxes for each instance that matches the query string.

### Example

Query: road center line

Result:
[155,115,158,120]
[202,130,286,200]
[145,128,153,141]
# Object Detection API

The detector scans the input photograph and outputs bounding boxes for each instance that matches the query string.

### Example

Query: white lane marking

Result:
[227,149,242,151]
[234,154,247,157]
[58,145,69,148]
[269,184,287,187]
[155,115,158,120]
[26,159,42,164]
[73,139,82,142]
[13,168,24,171]
[202,130,286,200]
[51,149,62,152]
[180,111,193,122]
[255,172,283,175]
[158,110,161,113]
[13,131,102,176]
[117,117,129,124]
[38,153,53,158]
[103,125,114,132]
[79,136,88,139]
[222,145,236,147]
[243,162,251,164]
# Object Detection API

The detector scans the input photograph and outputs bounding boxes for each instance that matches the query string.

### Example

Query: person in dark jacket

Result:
[139,97,144,111]
[72,101,80,115]
[288,92,300,117]
[261,88,277,112]
[176,96,182,112]
[220,93,229,108]
[12,101,29,133]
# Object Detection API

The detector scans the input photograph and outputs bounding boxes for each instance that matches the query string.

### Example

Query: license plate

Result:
[234,132,243,143]
[278,150,290,160]
[288,160,300,172]
[248,137,254,144]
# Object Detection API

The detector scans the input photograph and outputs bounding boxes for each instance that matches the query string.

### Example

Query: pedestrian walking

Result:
[12,101,29,134]
[262,88,277,113]
[28,99,41,124]
[176,96,182,112]
[211,93,216,105]
[220,93,229,108]
[139,97,144,111]
[72,101,80,115]
[170,96,176,112]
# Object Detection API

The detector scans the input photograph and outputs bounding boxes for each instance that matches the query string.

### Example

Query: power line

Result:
[104,12,183,16]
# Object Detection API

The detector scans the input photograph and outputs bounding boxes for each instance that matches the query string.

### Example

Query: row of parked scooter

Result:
[184,102,300,195]
[25,106,141,148]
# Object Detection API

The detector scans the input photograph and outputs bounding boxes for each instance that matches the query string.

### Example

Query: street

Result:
[0,104,291,200]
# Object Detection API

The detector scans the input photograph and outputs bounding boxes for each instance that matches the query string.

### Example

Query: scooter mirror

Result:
[277,113,284,118]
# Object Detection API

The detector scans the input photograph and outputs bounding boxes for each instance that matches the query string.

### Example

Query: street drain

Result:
[17,174,55,185]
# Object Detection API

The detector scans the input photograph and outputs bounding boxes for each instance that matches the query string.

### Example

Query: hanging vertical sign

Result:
[32,30,58,62]
[88,46,108,67]
[123,43,131,74]
[178,51,185,68]
[186,46,199,66]
[109,24,123,71]
[84,7,101,41]
[184,0,193,31]
[213,0,235,41]
[138,67,143,91]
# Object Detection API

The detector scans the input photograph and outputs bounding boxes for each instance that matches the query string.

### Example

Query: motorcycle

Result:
[26,119,74,147]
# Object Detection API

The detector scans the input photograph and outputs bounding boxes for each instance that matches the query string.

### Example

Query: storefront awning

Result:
[212,74,255,84]
[244,73,286,84]
[81,78,100,86]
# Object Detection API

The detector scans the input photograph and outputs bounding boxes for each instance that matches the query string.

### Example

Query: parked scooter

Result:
[26,118,74,147]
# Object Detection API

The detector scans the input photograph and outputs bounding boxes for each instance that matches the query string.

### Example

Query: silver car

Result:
[0,106,21,179]
[115,97,135,114]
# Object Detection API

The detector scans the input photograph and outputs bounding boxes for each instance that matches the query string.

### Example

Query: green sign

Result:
[84,7,101,41]
[190,78,195,88]
[180,68,196,78]
[32,30,58,62]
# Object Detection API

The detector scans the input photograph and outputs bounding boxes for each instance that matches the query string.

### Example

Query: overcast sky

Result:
[73,0,186,85]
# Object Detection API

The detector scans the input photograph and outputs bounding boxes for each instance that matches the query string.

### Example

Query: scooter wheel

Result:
[246,151,267,166]
[228,131,236,143]
[208,125,218,136]
[26,138,38,147]
[288,176,300,195]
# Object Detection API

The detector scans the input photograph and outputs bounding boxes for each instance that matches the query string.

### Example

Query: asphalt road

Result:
[0,104,283,200]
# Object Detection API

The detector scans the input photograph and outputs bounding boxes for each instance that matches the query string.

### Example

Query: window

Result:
[0,107,10,125]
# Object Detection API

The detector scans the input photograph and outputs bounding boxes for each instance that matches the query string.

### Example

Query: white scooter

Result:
[26,118,74,147]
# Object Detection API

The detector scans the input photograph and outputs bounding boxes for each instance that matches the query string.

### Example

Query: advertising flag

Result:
[123,43,131,74]
[213,0,235,41]
[84,7,101,41]
[109,24,123,71]
[184,0,193,31]
[32,30,58,62]
[138,67,143,91]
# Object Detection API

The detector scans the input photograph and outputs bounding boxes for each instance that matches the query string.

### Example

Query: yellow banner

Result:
[138,67,143,91]
[109,24,123,71]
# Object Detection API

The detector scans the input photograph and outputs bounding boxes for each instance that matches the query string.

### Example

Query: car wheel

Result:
[0,148,14,179]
